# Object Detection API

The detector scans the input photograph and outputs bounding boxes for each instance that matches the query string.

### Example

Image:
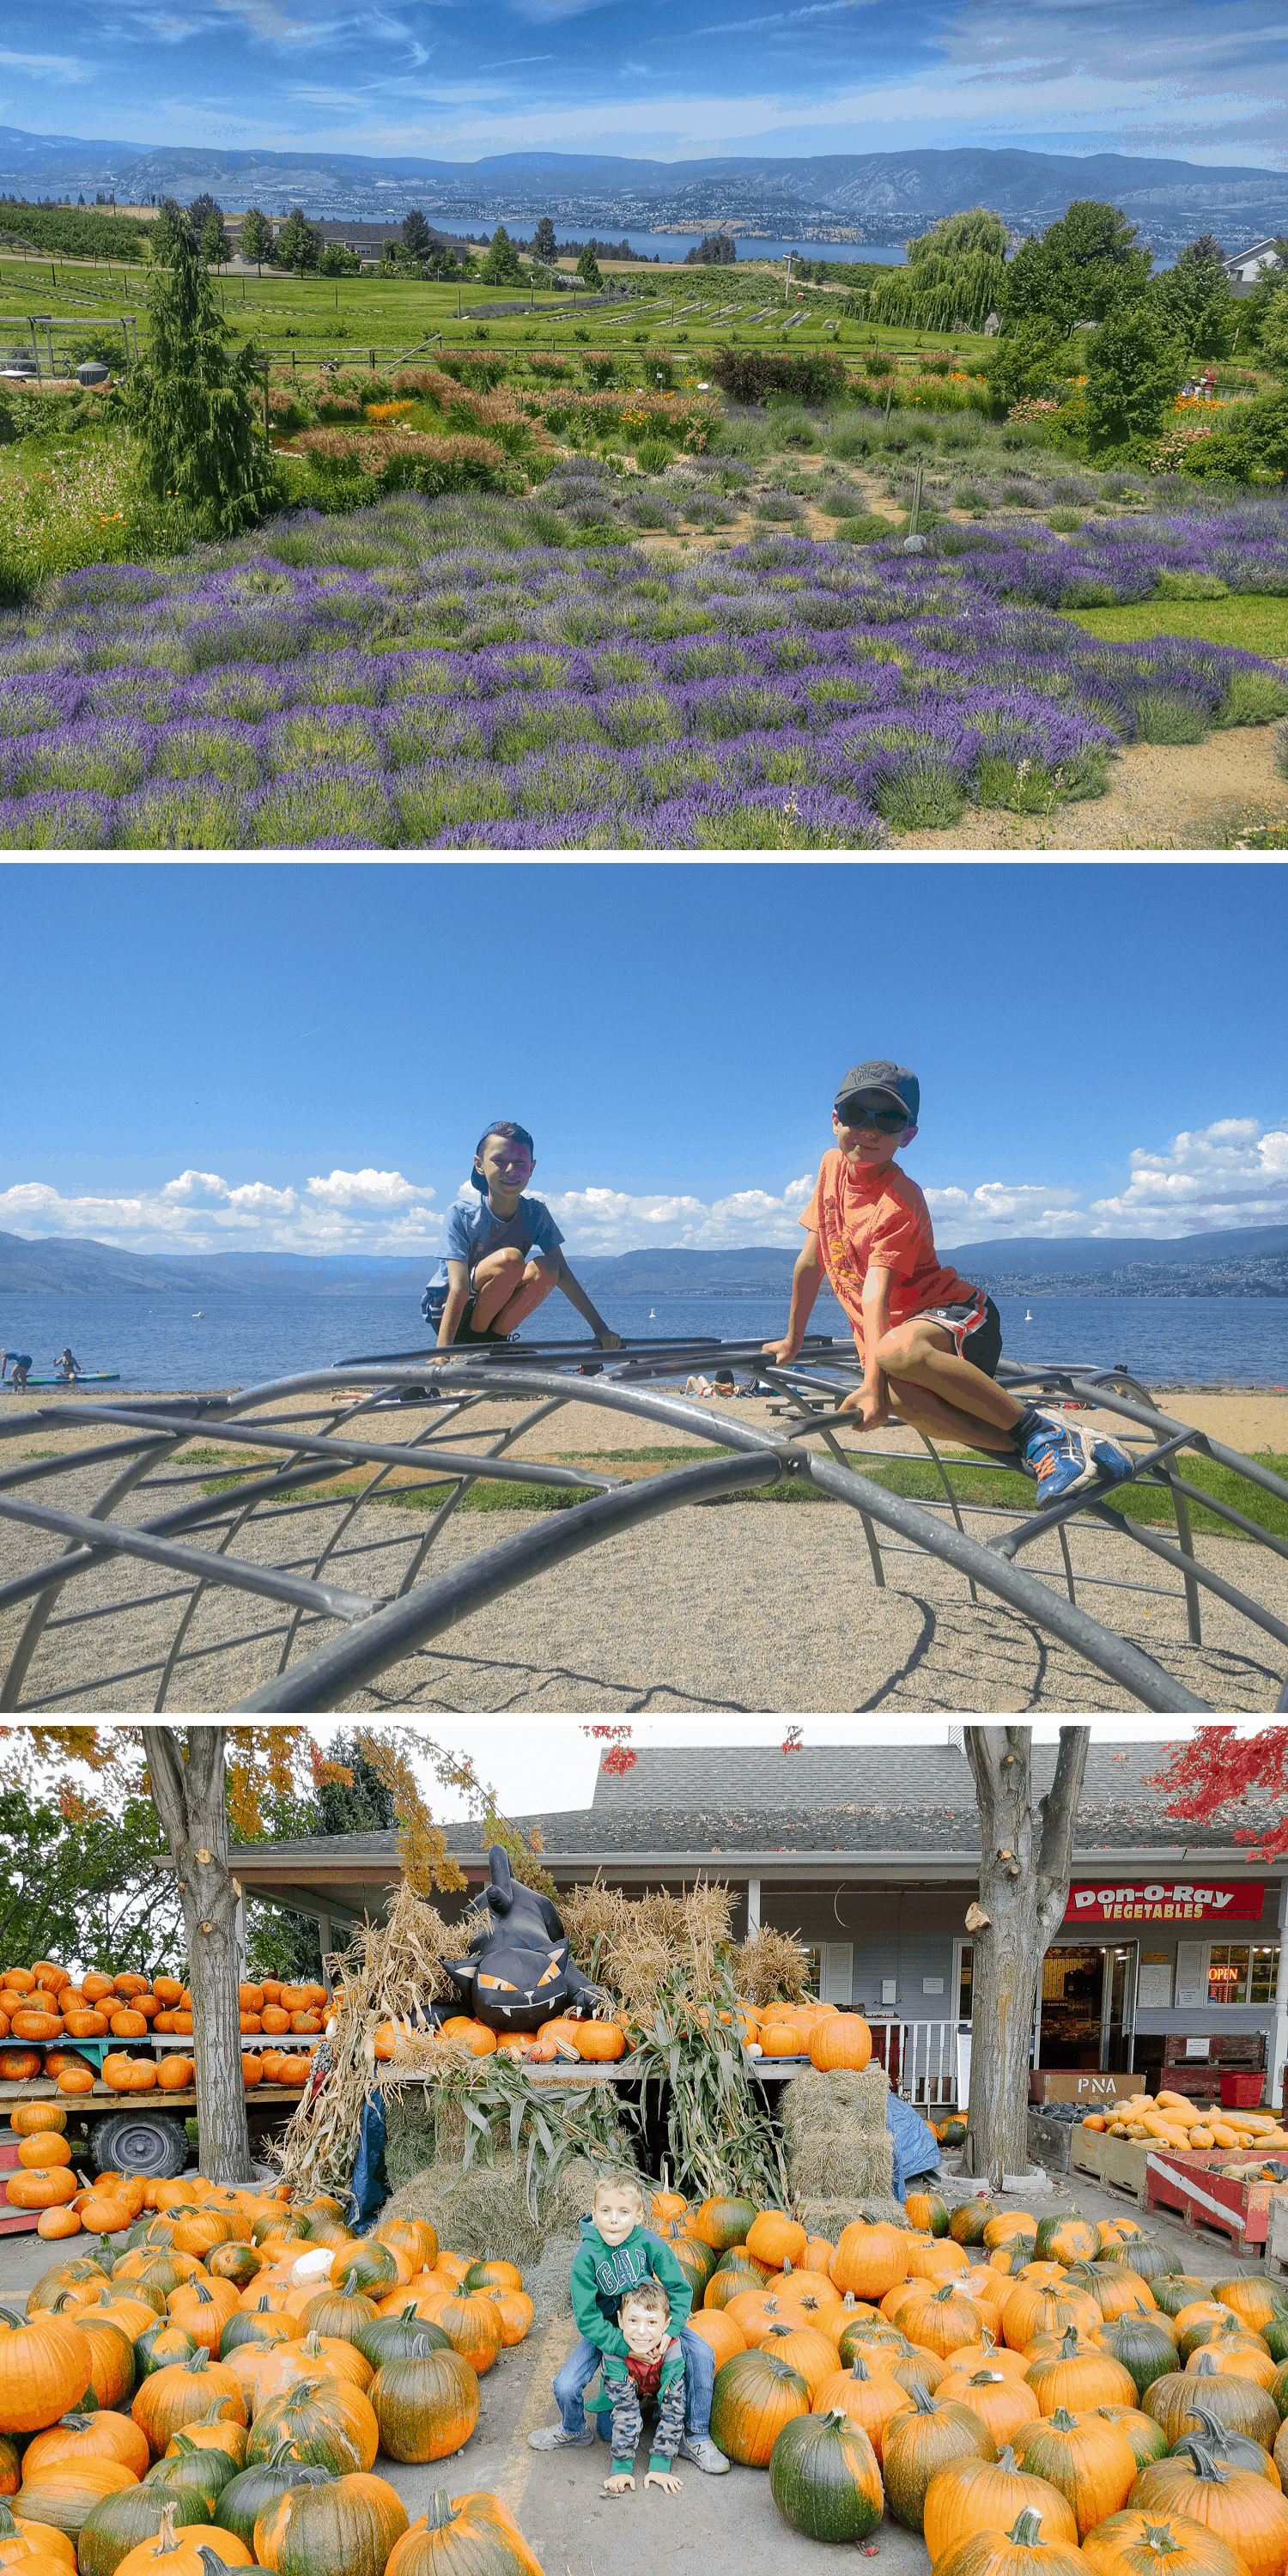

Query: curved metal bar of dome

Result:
[220,1360,1213,1716]
[1,1349,1282,1715]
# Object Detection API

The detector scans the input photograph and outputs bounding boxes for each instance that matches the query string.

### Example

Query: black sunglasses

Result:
[836,1100,908,1133]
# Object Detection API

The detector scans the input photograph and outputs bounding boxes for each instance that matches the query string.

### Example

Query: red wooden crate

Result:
[1145,2144,1287,2248]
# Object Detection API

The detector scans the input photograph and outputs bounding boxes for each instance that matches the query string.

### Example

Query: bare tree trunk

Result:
[961,1726,1089,2187]
[143,1726,252,2184]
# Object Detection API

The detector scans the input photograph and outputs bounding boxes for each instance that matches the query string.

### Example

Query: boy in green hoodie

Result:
[528,2172,728,2474]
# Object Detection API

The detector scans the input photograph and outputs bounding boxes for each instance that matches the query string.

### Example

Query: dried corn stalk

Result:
[730,1925,810,2008]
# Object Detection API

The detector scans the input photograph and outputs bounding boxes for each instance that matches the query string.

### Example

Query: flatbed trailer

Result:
[0,2065,303,2223]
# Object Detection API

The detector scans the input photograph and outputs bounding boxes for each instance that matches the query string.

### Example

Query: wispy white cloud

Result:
[4,1118,1285,1261]
[1089,1118,1288,1231]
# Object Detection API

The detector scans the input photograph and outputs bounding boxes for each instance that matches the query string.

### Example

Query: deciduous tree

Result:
[961,1726,1089,2184]
[1002,200,1152,339]
[1151,1728,1288,1857]
[239,208,274,276]
[1083,297,1187,453]
[276,206,319,274]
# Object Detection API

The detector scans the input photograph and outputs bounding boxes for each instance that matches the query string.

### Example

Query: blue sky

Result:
[3,860,1285,1259]
[3,0,1285,167]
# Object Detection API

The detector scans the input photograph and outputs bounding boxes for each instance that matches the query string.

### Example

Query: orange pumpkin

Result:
[686,2311,746,2373]
[809,2014,873,2072]
[830,2224,911,2302]
[10,2107,67,2139]
[6,2174,78,2212]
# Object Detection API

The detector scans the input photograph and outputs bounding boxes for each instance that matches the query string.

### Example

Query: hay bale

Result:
[796,2195,910,2234]
[780,2063,889,2141]
[379,2153,611,2269]
[787,2126,894,2202]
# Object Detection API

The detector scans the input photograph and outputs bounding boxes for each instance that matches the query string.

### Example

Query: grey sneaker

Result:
[677,2433,729,2474]
[528,2425,593,2451]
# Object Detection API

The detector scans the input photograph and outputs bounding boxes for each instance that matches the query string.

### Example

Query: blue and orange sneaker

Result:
[1020,1412,1134,1504]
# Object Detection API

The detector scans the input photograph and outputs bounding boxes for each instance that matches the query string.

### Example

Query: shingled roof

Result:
[230,1741,1259,1880]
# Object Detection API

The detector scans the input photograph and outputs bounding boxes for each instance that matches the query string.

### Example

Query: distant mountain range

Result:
[2,130,1285,258]
[3,1223,1287,1299]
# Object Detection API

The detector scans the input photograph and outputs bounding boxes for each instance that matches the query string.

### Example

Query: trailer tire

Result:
[91,2109,190,2180]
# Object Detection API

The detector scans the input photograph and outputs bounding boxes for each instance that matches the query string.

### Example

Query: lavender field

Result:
[3,480,1287,848]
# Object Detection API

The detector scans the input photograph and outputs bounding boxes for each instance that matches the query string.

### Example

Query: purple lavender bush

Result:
[1,491,1285,848]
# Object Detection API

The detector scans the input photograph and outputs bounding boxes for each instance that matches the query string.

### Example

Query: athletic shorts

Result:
[422,1294,512,1346]
[917,1292,1002,1378]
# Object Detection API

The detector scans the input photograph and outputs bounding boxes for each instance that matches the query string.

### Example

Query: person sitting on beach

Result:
[528,2170,727,2473]
[592,2281,687,2498]
[763,1058,1133,1504]
[422,1120,621,1351]
[55,1348,82,1381]
[1,1352,32,1390]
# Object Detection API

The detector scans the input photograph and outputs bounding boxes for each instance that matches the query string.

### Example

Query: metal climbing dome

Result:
[1,1334,1285,1714]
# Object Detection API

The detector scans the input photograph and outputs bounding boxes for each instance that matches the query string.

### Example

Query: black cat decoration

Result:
[442,1845,610,2032]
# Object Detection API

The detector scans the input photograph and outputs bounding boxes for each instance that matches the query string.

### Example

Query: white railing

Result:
[868,2018,960,2106]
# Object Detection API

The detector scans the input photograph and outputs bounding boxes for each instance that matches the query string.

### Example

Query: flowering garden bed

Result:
[1,489,1285,850]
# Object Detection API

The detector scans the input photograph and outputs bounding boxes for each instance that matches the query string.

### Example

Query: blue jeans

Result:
[554,2328,715,2439]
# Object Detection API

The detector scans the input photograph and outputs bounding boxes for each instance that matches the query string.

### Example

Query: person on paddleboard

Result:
[55,1348,82,1381]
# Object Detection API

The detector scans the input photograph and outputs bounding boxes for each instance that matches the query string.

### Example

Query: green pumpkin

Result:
[368,2338,481,2465]
[1150,2275,1216,2320]
[1097,2316,1185,2400]
[1100,2238,1181,2284]
[219,2302,295,2359]
[879,2382,996,2530]
[769,2408,884,2542]
[709,2348,811,2470]
[665,2232,718,2300]
[1171,2406,1282,2483]
[949,2201,994,2247]
[133,2321,199,2380]
[351,2306,453,2373]
[77,2487,210,2576]
[215,2442,333,2550]
[699,2196,759,2253]
[246,2380,377,2476]
[143,2428,239,2513]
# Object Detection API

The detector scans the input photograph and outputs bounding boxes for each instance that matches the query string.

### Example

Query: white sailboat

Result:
[1024,1309,1033,1322]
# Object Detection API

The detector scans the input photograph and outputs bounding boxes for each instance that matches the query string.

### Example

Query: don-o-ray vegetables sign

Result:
[1063,1880,1265,1925]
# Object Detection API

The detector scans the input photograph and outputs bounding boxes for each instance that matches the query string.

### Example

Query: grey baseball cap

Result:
[834,1060,920,1123]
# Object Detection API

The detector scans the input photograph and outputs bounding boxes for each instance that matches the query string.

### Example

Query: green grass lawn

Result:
[1061,598,1288,659]
[191,1442,1288,1538]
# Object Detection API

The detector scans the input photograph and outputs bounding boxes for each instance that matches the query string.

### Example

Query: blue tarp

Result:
[886,2090,941,2202]
[347,2087,388,2230]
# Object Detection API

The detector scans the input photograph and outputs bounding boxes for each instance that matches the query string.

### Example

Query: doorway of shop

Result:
[1039,1943,1138,2071]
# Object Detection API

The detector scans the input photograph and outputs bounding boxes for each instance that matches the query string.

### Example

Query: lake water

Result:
[482,227,908,268]
[2,1289,1284,1399]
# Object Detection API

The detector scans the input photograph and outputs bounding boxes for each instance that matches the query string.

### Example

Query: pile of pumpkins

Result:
[0,1962,331,2109]
[368,1998,878,2071]
[649,2179,1288,2562]
[1083,2096,1288,2156]
[0,2140,543,2576]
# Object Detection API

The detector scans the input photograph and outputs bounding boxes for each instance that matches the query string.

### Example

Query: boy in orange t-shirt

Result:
[764,1059,1133,1504]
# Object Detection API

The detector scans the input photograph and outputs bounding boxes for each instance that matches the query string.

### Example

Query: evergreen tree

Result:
[150,197,188,267]
[240,207,274,275]
[276,205,319,273]
[480,223,524,284]
[576,241,602,289]
[125,226,278,538]
[402,208,432,258]
[313,1734,399,1833]
[187,191,224,238]
[532,214,557,264]
[200,212,229,269]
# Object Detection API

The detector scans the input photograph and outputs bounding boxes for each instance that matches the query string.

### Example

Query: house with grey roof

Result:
[232,1736,1283,2107]
[1220,239,1285,292]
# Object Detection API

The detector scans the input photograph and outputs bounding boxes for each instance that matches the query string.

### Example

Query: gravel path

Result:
[2,1383,1283,1713]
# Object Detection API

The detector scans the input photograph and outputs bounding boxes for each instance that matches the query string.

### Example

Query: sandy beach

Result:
[0,1378,1284,1716]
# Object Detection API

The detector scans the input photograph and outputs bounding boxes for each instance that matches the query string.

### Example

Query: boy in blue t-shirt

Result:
[422,1119,621,1349]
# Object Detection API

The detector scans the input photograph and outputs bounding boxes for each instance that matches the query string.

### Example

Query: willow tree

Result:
[961,1726,1089,2184]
